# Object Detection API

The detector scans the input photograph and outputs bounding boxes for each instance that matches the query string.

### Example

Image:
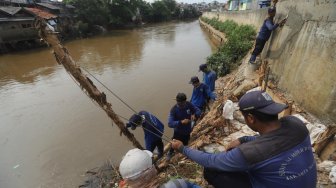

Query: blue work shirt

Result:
[168,102,201,135]
[203,70,217,92]
[138,111,164,150]
[257,18,279,41]
[181,116,317,188]
[190,83,216,109]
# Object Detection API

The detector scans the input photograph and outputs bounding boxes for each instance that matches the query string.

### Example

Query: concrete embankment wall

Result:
[202,0,336,122]
[199,19,226,46]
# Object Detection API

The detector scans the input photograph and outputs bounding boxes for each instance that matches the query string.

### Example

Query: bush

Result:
[201,17,256,76]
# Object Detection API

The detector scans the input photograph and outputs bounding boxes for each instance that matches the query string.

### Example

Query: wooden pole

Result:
[35,19,143,150]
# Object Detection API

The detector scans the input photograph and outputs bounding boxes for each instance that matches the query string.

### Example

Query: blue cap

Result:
[189,76,199,84]
[238,91,287,115]
[176,93,187,102]
[126,114,142,128]
[199,64,207,71]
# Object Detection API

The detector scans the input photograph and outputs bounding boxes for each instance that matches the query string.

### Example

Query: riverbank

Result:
[79,17,336,187]
[80,54,336,188]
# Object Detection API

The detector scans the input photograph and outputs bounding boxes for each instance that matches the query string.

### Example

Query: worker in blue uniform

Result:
[127,111,164,158]
[167,93,201,160]
[189,76,216,112]
[249,6,287,64]
[199,64,217,92]
[171,91,317,188]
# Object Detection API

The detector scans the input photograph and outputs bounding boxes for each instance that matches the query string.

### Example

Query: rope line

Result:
[70,67,172,142]
[81,67,172,141]
[81,67,138,114]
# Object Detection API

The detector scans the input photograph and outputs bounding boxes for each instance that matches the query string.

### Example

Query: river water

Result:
[0,20,215,188]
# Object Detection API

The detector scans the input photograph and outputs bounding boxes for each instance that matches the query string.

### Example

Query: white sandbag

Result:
[306,123,327,145]
[292,114,326,145]
[246,86,262,93]
[222,100,235,120]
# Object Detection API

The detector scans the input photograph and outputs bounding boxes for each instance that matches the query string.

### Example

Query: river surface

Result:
[0,20,215,188]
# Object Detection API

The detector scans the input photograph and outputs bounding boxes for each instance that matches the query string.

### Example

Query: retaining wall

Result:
[203,0,336,122]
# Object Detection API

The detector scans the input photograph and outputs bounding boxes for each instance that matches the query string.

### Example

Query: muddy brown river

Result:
[0,20,215,187]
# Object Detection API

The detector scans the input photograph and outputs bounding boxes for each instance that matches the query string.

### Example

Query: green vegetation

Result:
[201,17,256,76]
[64,0,200,32]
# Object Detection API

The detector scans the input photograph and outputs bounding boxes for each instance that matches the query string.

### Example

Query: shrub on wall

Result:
[201,17,256,76]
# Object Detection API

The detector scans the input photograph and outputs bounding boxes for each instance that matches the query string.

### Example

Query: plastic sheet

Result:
[222,100,235,120]
[292,114,326,145]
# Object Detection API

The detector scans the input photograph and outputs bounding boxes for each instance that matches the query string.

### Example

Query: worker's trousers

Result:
[249,38,267,63]
[204,167,252,188]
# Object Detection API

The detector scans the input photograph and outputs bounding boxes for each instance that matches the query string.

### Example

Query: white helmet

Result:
[119,148,153,180]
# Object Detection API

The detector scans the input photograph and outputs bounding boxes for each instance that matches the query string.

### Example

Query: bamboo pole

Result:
[35,19,143,150]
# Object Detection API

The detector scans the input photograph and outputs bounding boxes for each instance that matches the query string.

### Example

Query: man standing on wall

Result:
[249,6,287,64]
[199,64,217,92]
[171,90,317,188]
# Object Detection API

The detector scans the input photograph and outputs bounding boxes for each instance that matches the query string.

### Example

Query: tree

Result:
[162,0,177,13]
[109,0,134,26]
[63,0,199,30]
[150,1,170,22]
[64,0,110,26]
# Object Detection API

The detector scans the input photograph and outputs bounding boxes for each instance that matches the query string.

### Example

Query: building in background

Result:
[0,0,76,53]
[227,0,271,11]
[1,0,35,7]
[0,6,39,53]
[0,6,37,48]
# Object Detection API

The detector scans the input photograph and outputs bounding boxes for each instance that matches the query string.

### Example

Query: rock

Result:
[232,80,258,98]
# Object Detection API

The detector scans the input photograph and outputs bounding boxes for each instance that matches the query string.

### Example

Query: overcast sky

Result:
[145,0,228,3]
